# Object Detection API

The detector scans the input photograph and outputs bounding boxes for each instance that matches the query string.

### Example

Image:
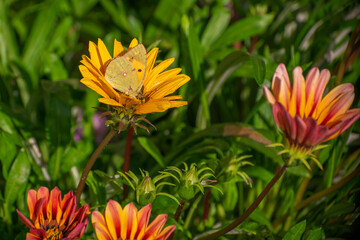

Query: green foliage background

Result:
[0,0,359,239]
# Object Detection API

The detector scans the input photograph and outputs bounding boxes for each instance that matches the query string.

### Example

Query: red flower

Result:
[17,186,90,240]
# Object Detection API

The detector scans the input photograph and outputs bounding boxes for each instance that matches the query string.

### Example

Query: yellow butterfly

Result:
[105,44,147,98]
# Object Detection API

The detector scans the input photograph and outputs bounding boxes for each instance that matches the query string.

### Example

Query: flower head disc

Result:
[79,38,190,132]
[92,200,176,240]
[16,186,90,240]
[263,64,360,167]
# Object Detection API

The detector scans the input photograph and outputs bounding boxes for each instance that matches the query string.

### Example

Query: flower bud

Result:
[136,176,156,205]
[178,164,200,200]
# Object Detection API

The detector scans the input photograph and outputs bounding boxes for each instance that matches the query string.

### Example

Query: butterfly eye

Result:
[138,69,142,72]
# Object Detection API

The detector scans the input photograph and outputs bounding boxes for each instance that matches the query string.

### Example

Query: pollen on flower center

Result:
[45,226,63,240]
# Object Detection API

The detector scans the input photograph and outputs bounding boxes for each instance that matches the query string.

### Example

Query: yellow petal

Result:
[80,78,110,99]
[80,55,103,77]
[129,38,139,49]
[113,39,124,57]
[145,58,175,89]
[98,98,123,107]
[135,99,172,114]
[89,41,101,70]
[145,48,159,81]
[97,38,112,67]
[147,75,190,99]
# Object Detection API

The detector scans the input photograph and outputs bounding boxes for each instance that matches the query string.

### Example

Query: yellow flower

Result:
[92,200,176,240]
[79,38,190,130]
[263,64,360,168]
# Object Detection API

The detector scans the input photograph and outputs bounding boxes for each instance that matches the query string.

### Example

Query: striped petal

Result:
[317,84,354,125]
[105,200,122,240]
[289,67,306,117]
[157,225,176,240]
[144,214,168,238]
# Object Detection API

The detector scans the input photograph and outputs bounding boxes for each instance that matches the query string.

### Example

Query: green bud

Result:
[136,176,156,205]
[178,164,200,200]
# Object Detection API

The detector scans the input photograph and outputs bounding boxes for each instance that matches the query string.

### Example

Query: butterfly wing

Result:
[105,57,138,97]
[104,44,147,98]
[124,44,147,93]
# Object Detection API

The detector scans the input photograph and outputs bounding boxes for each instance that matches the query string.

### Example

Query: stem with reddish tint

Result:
[196,165,288,240]
[122,127,134,200]
[75,129,117,205]
[169,199,187,240]
[203,189,211,221]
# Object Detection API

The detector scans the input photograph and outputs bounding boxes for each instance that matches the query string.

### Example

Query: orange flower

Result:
[17,187,90,240]
[92,200,176,240]
[263,64,360,155]
[79,38,190,117]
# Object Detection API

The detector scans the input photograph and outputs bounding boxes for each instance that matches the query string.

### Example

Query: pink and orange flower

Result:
[263,64,360,167]
[92,200,176,240]
[17,186,90,240]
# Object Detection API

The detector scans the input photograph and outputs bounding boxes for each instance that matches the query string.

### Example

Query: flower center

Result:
[46,226,63,240]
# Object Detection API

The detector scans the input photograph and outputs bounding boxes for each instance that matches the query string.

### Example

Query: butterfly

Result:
[105,44,147,98]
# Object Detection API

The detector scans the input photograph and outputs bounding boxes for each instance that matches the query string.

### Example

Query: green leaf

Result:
[44,53,68,81]
[22,1,57,82]
[0,110,15,134]
[0,132,18,179]
[48,147,63,181]
[210,14,274,53]
[201,8,231,53]
[249,208,273,231]
[86,171,107,205]
[246,166,274,182]
[287,165,311,178]
[206,50,250,103]
[305,228,324,240]
[5,149,30,208]
[251,55,266,86]
[283,220,306,240]
[138,137,165,167]
[45,96,71,147]
[223,182,238,211]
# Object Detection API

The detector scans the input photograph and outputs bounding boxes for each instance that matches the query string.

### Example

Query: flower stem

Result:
[203,189,211,221]
[169,199,187,240]
[196,165,288,240]
[75,129,117,205]
[123,127,134,200]
[175,199,187,221]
